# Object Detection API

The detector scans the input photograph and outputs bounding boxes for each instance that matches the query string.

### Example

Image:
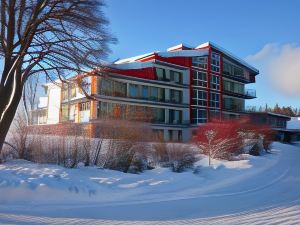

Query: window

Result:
[223,80,244,94]
[192,56,208,69]
[156,68,182,84]
[79,77,91,95]
[61,104,69,122]
[99,79,112,96]
[192,108,207,124]
[170,89,182,103]
[71,84,76,98]
[211,52,220,73]
[149,87,158,101]
[210,75,220,90]
[113,81,127,97]
[192,90,207,106]
[98,102,106,118]
[210,92,220,108]
[153,108,165,123]
[233,66,244,77]
[170,70,182,84]
[223,62,232,75]
[234,83,244,94]
[129,84,139,98]
[168,130,182,142]
[98,102,125,119]
[223,97,244,111]
[99,79,126,97]
[156,68,165,81]
[148,86,164,101]
[62,84,69,100]
[223,80,232,92]
[158,88,165,101]
[80,102,90,111]
[169,110,182,124]
[223,62,244,78]
[141,86,148,99]
[192,70,207,87]
[69,104,75,121]
[153,129,164,140]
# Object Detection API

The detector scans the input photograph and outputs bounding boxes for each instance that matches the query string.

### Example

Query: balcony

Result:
[222,72,253,84]
[223,104,245,113]
[223,89,256,99]
[152,119,190,127]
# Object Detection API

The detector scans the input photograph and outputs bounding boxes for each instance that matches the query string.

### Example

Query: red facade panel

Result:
[108,67,156,80]
[156,56,191,67]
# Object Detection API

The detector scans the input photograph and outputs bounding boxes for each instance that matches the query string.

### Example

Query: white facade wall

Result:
[46,85,61,124]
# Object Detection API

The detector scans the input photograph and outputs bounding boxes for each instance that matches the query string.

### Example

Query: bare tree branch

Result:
[0,0,116,152]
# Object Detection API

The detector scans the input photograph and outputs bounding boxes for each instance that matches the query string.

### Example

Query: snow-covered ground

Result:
[0,142,300,224]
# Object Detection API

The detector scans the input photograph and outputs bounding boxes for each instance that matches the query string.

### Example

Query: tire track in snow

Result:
[1,203,300,225]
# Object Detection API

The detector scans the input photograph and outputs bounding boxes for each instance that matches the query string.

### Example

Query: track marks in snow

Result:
[1,204,300,225]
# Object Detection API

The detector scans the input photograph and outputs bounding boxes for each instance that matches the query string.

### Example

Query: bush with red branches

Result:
[193,119,243,165]
[193,117,275,165]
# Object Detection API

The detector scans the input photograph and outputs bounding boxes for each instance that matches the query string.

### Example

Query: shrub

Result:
[153,143,198,172]
[193,119,244,165]
[102,120,154,173]
[193,117,276,164]
[168,144,198,173]
[152,142,169,165]
[249,143,262,156]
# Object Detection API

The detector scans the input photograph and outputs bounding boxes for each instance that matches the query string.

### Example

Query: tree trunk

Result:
[0,70,23,153]
[0,103,20,152]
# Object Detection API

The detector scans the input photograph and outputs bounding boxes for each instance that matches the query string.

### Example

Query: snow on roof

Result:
[111,61,154,70]
[287,118,300,129]
[114,52,155,64]
[266,112,291,119]
[247,111,291,119]
[158,49,208,58]
[114,42,259,74]
[167,43,193,51]
[114,49,209,66]
[196,41,259,74]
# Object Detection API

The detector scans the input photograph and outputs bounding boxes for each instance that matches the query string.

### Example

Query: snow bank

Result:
[0,146,278,205]
[0,142,300,223]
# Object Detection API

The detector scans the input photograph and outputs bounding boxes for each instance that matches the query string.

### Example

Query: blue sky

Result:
[104,0,300,109]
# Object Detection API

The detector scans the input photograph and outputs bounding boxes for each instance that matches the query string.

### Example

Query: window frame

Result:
[192,70,208,88]
[209,92,220,108]
[192,108,207,124]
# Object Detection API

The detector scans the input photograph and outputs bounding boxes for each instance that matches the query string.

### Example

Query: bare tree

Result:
[11,110,29,159]
[23,74,40,125]
[0,0,115,152]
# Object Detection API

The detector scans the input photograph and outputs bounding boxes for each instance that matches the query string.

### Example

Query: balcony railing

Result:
[222,72,253,84]
[152,119,190,126]
[223,89,256,99]
[245,89,256,98]
[223,104,245,113]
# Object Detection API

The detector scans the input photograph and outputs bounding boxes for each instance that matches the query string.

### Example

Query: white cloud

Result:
[247,43,300,97]
[246,43,279,61]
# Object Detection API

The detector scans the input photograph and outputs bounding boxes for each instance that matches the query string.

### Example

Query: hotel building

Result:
[33,42,259,142]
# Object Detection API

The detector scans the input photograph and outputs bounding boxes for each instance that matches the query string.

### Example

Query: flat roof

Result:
[114,41,259,74]
[196,42,259,74]
[247,111,291,119]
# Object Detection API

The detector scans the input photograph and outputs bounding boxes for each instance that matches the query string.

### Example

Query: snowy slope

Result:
[0,142,300,224]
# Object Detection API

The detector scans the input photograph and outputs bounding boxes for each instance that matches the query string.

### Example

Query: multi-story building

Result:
[33,42,259,142]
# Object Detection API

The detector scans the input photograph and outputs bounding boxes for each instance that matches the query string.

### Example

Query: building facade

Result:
[33,42,259,142]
